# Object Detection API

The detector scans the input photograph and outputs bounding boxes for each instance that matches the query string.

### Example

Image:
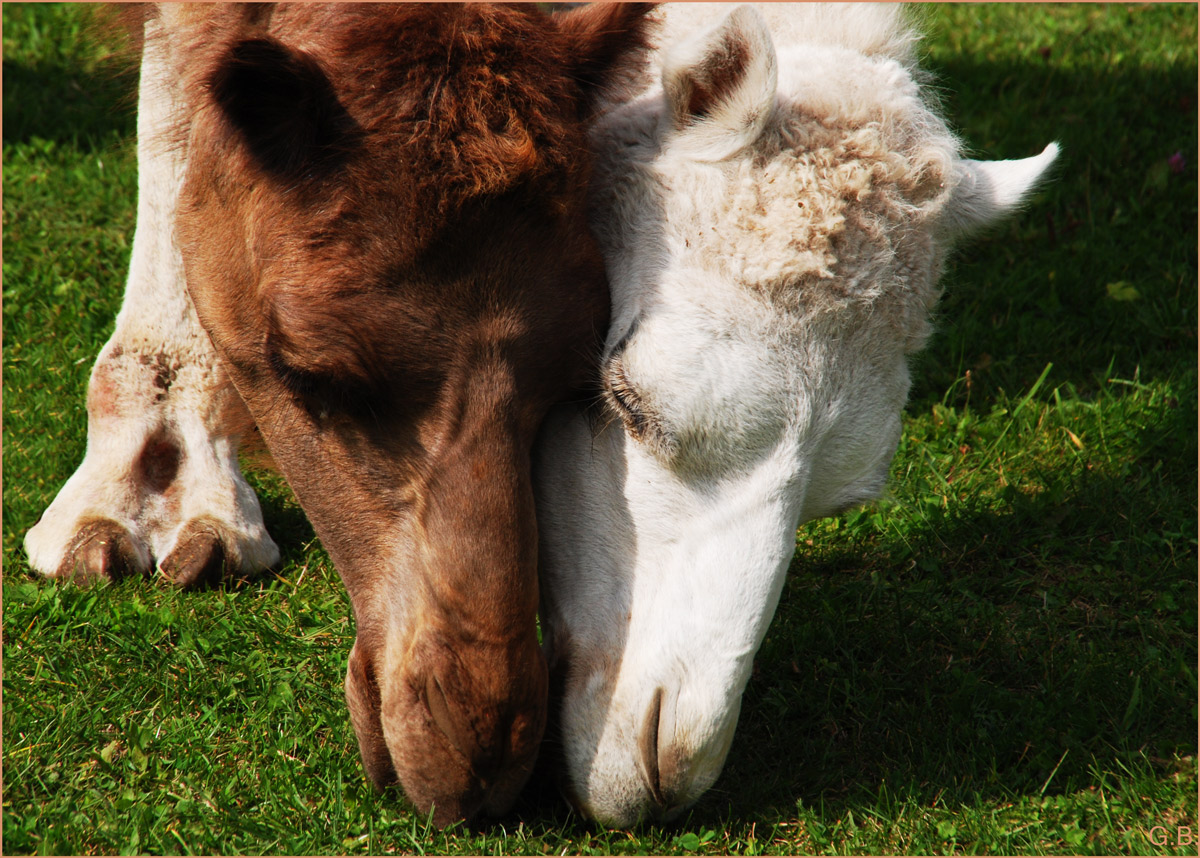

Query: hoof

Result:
[159,519,231,588]
[54,518,144,585]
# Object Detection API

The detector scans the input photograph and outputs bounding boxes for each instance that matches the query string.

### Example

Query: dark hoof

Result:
[159,519,230,588]
[55,518,144,585]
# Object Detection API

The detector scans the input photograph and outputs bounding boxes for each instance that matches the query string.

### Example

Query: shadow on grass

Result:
[2,58,136,150]
[255,484,322,573]
[905,52,1197,407]
[705,456,1195,824]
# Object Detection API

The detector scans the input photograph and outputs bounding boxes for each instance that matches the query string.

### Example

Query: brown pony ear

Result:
[553,3,656,114]
[208,37,358,176]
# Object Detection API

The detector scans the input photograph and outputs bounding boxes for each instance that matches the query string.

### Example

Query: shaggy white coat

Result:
[534,3,1057,827]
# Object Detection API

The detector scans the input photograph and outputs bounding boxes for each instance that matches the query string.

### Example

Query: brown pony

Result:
[25,2,649,826]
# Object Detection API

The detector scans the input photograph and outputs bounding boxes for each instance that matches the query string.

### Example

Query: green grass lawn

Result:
[3,3,1196,855]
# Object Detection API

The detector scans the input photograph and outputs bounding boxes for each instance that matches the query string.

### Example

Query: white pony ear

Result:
[943,143,1060,235]
[661,4,777,162]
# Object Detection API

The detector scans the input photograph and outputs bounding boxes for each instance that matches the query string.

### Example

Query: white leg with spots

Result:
[24,17,279,586]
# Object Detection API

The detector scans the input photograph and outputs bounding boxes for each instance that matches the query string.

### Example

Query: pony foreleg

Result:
[24,15,279,586]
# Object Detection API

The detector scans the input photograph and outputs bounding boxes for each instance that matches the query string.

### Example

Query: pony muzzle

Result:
[345,628,547,826]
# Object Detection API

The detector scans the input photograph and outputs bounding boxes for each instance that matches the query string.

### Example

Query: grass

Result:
[3,3,1196,855]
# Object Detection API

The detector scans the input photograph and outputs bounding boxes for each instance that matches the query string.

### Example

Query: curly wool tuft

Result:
[646,5,964,351]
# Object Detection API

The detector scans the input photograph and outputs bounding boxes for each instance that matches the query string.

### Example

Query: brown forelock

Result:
[270,4,592,230]
[170,4,604,248]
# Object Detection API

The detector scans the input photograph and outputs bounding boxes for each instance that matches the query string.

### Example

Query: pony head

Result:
[536,3,1057,826]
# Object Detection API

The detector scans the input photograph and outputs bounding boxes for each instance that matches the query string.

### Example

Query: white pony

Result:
[534,4,1058,826]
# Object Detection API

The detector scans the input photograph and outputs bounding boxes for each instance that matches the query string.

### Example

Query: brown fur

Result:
[158,3,651,825]
[680,32,753,121]
[91,4,150,65]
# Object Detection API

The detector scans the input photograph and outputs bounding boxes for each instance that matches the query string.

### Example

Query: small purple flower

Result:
[1168,150,1186,174]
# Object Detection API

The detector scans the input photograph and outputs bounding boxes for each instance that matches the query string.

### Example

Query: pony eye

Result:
[268,347,320,398]
[267,345,367,418]
[604,358,655,443]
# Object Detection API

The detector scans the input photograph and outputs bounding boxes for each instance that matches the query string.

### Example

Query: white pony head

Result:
[534,4,1058,827]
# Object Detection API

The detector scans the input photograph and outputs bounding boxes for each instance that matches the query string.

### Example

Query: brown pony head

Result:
[170,3,651,825]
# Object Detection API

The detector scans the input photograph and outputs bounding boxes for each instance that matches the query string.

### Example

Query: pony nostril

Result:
[425,672,477,765]
[636,687,667,808]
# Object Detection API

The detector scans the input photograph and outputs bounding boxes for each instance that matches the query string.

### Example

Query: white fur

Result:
[534,3,1057,826]
[25,17,278,582]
